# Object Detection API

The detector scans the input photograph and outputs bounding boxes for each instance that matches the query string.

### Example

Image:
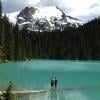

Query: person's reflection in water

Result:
[59,91,66,100]
[50,91,58,100]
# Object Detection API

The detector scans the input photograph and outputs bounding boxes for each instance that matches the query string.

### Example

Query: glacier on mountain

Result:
[7,6,83,32]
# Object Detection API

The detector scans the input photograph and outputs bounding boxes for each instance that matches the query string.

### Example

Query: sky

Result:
[1,0,100,21]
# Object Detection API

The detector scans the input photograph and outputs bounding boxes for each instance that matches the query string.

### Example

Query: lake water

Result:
[0,60,100,100]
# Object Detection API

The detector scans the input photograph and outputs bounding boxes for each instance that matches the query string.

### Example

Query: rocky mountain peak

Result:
[7,6,83,32]
[17,7,36,23]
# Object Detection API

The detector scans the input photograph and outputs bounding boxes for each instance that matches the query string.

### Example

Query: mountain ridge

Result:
[7,6,83,32]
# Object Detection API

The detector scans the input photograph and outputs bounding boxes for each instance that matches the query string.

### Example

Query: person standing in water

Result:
[51,76,58,89]
[51,76,55,89]
[54,77,58,89]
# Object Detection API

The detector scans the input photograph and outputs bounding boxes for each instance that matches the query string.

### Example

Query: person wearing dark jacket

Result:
[51,76,55,89]
[51,76,58,89]
[55,77,58,89]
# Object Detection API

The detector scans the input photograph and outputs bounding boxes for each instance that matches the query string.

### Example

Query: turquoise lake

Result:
[0,60,100,100]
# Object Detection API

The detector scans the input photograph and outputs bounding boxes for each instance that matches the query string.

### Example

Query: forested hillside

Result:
[0,0,100,62]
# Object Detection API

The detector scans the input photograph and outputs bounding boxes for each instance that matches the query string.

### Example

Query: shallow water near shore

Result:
[0,60,100,100]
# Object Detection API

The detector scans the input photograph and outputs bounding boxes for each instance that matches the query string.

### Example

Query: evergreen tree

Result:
[0,15,2,45]
[0,0,2,46]
[13,23,20,60]
[3,14,12,60]
[0,0,2,19]
[4,82,15,100]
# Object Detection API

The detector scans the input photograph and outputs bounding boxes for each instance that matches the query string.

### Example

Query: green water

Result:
[0,60,100,100]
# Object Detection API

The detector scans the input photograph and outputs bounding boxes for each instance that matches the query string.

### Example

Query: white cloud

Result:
[59,0,100,21]
[27,0,40,6]
[61,0,100,15]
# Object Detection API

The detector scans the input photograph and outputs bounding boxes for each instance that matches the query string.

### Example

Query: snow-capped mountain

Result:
[7,6,83,32]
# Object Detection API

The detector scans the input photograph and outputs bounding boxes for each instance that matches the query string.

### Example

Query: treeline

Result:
[0,1,100,61]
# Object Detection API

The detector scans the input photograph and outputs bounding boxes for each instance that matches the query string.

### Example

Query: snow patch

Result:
[6,11,20,24]
[32,6,62,21]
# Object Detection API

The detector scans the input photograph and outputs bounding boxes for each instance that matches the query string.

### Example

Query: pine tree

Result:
[0,0,2,19]
[13,23,20,60]
[3,14,12,60]
[0,14,2,45]
[0,0,2,46]
[3,82,15,100]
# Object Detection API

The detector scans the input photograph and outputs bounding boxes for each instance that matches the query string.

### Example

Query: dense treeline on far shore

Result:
[0,1,100,62]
